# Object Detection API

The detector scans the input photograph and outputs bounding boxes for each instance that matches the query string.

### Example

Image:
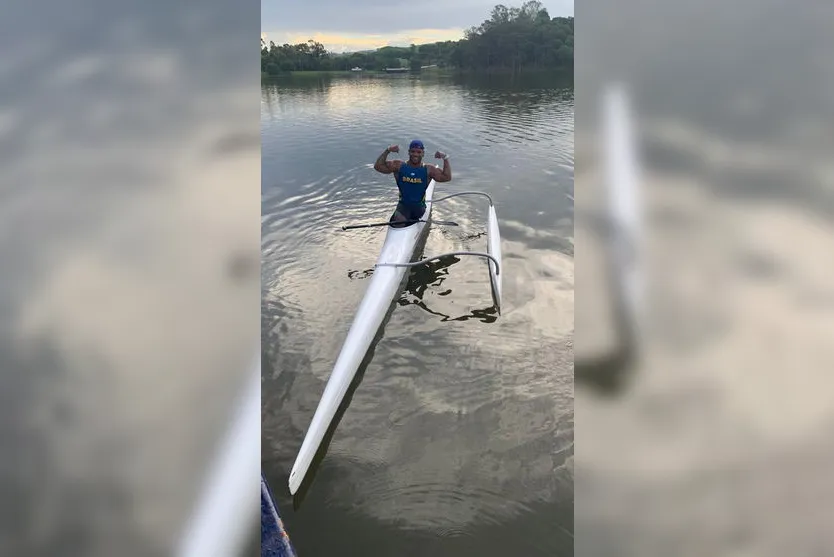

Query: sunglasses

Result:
[409,149,424,154]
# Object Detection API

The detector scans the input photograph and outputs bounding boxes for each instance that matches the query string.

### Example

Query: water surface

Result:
[262,72,574,556]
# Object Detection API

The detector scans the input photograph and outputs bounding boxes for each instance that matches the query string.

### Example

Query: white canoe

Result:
[603,85,641,341]
[288,180,437,495]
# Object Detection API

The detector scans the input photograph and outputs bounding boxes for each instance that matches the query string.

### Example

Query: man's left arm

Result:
[430,151,452,182]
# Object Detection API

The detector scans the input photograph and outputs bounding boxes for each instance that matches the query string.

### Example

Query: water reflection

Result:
[398,254,499,323]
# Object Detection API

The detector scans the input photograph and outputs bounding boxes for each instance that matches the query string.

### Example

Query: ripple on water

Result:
[320,393,572,535]
[262,75,573,555]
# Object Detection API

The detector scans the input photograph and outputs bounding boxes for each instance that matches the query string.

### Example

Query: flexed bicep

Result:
[429,160,452,183]
[374,145,400,174]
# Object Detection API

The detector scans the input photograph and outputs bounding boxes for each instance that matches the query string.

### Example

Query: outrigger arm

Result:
[376,250,500,276]
[429,191,495,205]
[389,189,503,313]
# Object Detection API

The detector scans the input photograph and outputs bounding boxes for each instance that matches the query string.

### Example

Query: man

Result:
[373,139,452,225]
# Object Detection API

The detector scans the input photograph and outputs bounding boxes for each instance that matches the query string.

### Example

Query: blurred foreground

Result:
[0,0,260,555]
[576,0,834,554]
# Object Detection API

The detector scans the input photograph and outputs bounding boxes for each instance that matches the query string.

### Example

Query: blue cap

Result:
[409,139,424,150]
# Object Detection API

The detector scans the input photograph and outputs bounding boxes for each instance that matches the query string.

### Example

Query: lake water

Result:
[261,72,574,556]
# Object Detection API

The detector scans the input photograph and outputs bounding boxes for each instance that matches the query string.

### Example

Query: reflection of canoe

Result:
[261,473,297,557]
[288,180,437,495]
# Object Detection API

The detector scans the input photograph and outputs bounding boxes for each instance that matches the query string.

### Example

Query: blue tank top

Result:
[395,163,429,206]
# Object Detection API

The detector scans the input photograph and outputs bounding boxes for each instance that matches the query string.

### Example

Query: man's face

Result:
[409,148,423,163]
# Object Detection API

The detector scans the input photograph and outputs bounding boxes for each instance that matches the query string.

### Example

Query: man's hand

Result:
[387,145,400,153]
[434,151,447,160]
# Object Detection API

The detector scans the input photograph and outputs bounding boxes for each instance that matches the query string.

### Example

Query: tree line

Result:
[261,1,573,75]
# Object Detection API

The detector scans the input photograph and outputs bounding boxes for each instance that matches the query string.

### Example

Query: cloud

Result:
[264,29,467,52]
[262,0,573,48]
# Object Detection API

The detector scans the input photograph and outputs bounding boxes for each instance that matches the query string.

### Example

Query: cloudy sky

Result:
[262,0,573,53]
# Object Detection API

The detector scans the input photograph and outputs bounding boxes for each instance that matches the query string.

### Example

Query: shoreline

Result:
[262,67,573,80]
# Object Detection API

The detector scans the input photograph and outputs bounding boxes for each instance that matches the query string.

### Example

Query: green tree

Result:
[260,2,572,76]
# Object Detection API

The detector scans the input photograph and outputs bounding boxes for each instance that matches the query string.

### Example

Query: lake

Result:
[261,71,574,556]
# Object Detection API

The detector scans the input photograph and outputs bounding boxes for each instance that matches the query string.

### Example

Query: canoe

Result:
[288,180,437,494]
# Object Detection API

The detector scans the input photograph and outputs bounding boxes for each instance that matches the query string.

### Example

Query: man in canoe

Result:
[373,139,452,225]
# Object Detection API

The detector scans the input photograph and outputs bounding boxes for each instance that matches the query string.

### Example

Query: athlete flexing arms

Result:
[373,139,452,224]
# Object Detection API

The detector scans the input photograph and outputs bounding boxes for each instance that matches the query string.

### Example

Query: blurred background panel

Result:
[576,0,834,555]
[0,0,261,555]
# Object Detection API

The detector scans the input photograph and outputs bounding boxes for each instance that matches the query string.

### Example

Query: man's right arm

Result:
[374,145,399,174]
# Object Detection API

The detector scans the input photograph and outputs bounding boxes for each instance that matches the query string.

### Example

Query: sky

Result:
[262,0,574,53]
